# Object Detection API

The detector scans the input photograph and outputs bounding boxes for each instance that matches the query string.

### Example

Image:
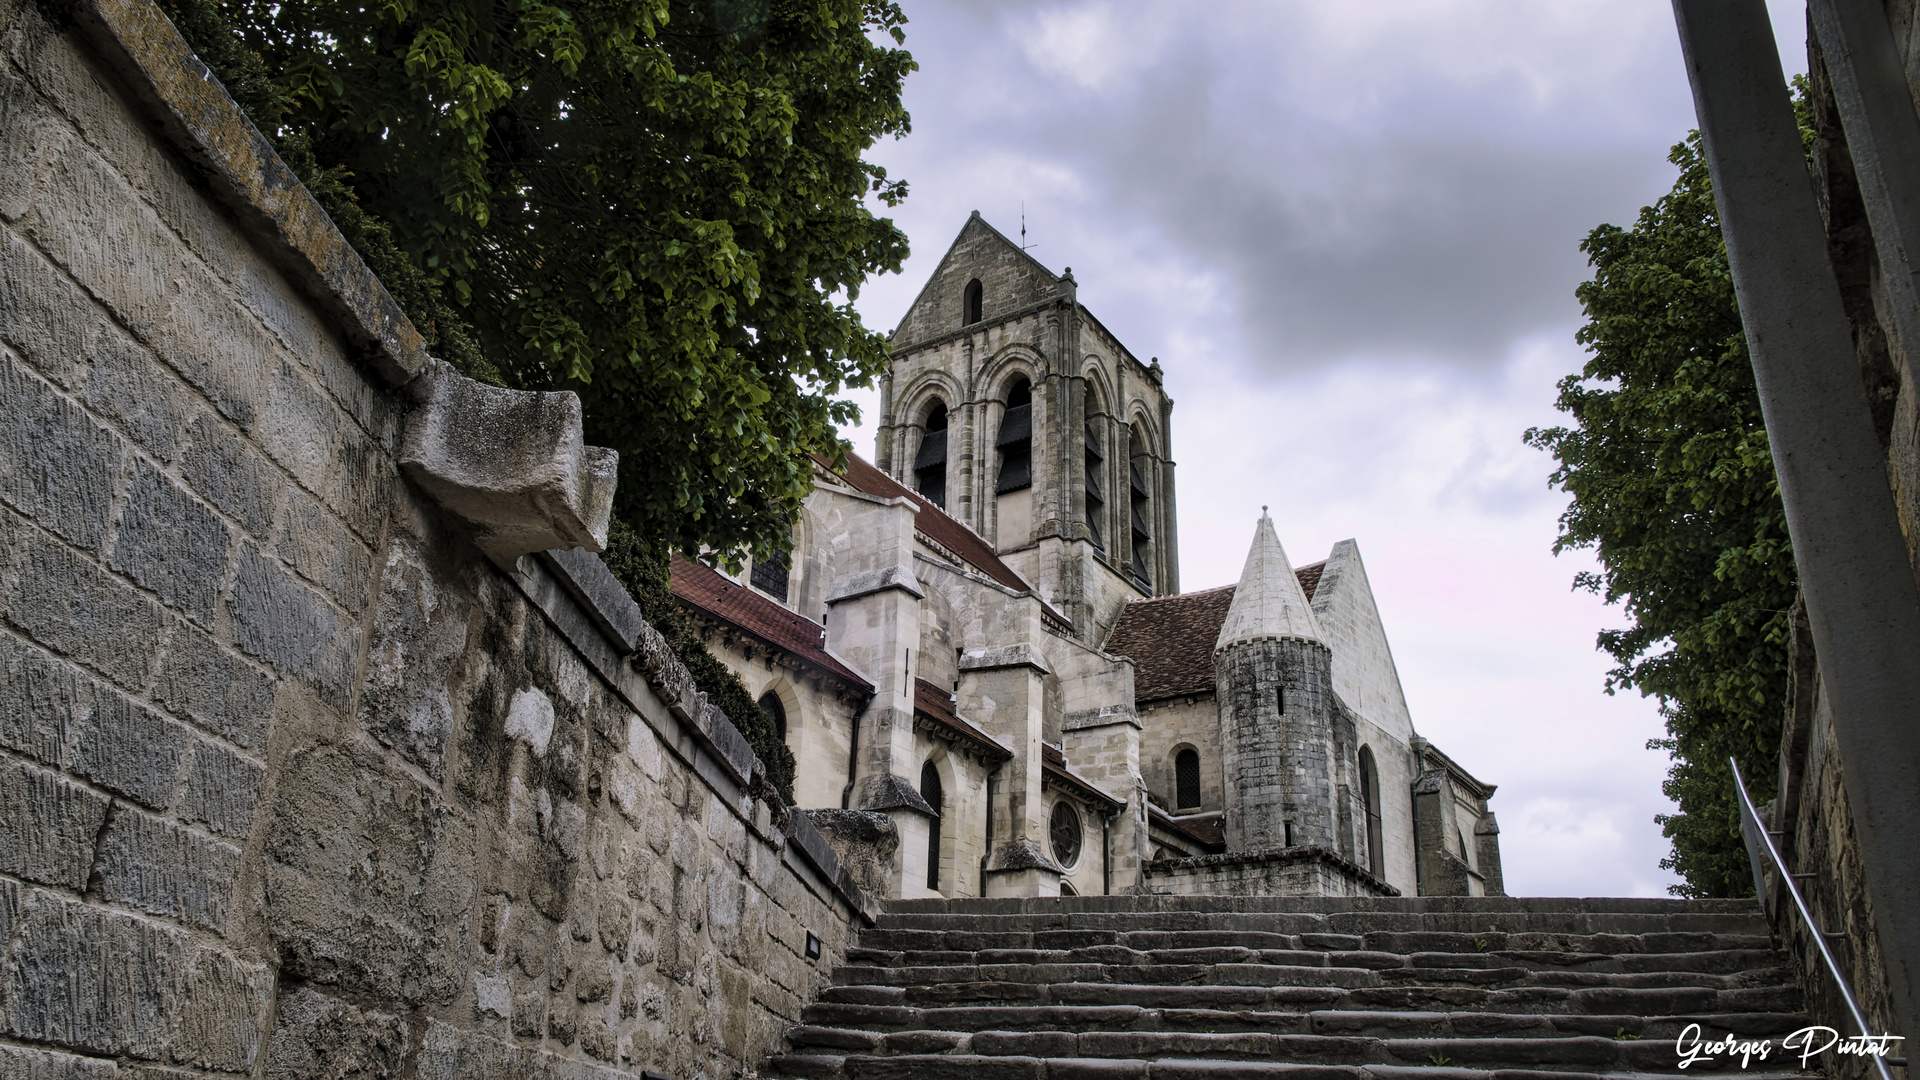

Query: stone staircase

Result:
[763,896,1813,1080]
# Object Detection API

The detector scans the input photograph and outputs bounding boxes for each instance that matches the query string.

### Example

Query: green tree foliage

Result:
[158,0,912,804]
[601,519,796,802]
[160,0,913,564]
[1525,131,1799,897]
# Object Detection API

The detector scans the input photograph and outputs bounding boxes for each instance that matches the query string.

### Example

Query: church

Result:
[671,213,1504,899]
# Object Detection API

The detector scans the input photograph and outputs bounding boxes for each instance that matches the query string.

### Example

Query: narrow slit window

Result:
[963,278,983,325]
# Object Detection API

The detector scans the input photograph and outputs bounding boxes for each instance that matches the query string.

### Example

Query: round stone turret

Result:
[1215,512,1338,852]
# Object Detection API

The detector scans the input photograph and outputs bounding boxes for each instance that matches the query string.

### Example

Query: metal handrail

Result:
[1731,757,1901,1079]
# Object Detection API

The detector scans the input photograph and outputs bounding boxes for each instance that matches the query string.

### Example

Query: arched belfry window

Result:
[915,401,949,509]
[759,693,787,745]
[1175,748,1201,811]
[1129,425,1153,588]
[996,379,1033,494]
[963,278,983,325]
[920,761,944,890]
[1083,388,1105,553]
[1358,746,1384,877]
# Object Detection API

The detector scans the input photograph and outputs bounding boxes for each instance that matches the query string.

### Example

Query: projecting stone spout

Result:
[399,359,618,564]
[1214,510,1322,651]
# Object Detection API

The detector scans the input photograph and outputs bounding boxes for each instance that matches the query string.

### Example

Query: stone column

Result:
[823,493,933,897]
[960,641,1060,897]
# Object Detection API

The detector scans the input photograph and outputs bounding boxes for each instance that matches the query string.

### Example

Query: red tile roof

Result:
[1296,559,1327,603]
[1102,585,1236,703]
[913,678,1012,762]
[669,554,872,692]
[824,453,1071,628]
[1104,564,1324,704]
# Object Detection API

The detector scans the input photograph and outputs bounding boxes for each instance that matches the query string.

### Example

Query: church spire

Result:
[1215,509,1322,651]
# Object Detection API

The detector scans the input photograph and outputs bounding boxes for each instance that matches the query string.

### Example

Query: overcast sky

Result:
[835,0,1809,897]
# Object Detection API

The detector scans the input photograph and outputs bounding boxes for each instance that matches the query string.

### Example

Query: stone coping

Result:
[71,0,425,387]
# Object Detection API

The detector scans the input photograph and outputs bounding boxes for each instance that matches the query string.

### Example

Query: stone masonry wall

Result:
[0,2,871,1076]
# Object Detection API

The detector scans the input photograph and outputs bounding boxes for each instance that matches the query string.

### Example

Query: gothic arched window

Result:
[1175,748,1201,811]
[1083,387,1105,553]
[964,278,983,325]
[759,692,787,745]
[920,760,944,890]
[914,401,949,509]
[996,379,1033,494]
[1358,746,1384,877]
[1129,424,1153,589]
[750,550,789,602]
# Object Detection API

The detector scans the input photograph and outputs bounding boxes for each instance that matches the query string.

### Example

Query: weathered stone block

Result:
[0,198,98,392]
[72,684,186,808]
[172,946,271,1072]
[1,890,186,1057]
[398,359,616,563]
[180,411,278,537]
[264,986,408,1080]
[229,542,354,708]
[272,483,372,611]
[538,546,643,654]
[81,321,189,463]
[153,622,274,750]
[0,1043,121,1079]
[109,459,233,625]
[0,632,88,764]
[4,528,164,688]
[257,361,337,496]
[334,415,397,544]
[0,348,120,551]
[176,738,264,839]
[264,742,475,1006]
[0,756,109,888]
[94,807,241,931]
[360,532,469,779]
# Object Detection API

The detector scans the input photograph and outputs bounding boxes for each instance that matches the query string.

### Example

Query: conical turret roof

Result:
[1214,511,1323,651]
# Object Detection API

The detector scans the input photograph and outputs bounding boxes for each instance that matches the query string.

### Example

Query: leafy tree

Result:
[1524,130,1799,897]
[158,0,913,804]
[161,0,913,564]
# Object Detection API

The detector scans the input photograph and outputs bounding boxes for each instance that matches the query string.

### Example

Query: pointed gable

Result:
[891,212,1068,349]
[1308,539,1415,737]
[1215,513,1323,652]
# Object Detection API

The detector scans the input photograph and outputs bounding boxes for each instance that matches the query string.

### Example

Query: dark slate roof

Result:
[669,554,872,691]
[913,678,1012,762]
[1105,564,1327,704]
[1149,805,1227,853]
[826,452,1072,628]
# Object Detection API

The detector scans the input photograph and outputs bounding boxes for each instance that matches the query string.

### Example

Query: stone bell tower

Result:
[1214,512,1339,851]
[873,212,1179,646]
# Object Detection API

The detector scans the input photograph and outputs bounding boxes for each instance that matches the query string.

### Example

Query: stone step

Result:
[845,946,1783,976]
[880,897,1764,917]
[871,912,1769,937]
[855,930,1776,957]
[763,1052,1816,1080]
[796,1002,1810,1041]
[818,981,1801,1016]
[830,962,1788,993]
